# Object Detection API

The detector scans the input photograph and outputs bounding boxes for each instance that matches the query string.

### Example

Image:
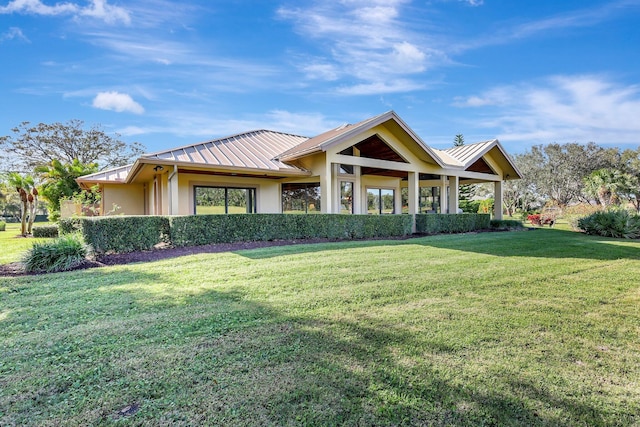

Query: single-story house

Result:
[76,111,521,222]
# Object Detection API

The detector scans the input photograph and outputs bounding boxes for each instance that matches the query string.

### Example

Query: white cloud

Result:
[0,0,130,24]
[92,91,144,114]
[457,75,640,145]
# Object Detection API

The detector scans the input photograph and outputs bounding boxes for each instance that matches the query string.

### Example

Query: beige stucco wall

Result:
[102,184,145,215]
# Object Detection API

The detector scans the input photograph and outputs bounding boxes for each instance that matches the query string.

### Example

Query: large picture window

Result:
[282,183,321,213]
[194,186,256,214]
[400,186,441,213]
[367,188,394,214]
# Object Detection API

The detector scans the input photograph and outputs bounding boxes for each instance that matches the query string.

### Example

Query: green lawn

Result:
[0,222,51,264]
[1,229,639,426]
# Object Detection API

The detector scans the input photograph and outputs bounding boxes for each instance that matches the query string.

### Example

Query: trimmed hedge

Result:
[59,213,493,254]
[169,214,413,247]
[60,216,170,254]
[60,214,412,253]
[415,213,490,234]
[0,221,5,231]
[32,225,59,238]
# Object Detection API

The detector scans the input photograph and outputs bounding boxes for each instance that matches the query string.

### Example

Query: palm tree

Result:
[6,173,38,236]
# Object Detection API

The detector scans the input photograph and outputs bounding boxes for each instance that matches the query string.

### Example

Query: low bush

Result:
[32,225,59,238]
[0,221,5,231]
[577,210,640,239]
[490,219,524,230]
[415,213,490,234]
[22,234,89,273]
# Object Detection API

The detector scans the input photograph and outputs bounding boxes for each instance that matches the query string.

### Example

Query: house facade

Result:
[76,111,521,222]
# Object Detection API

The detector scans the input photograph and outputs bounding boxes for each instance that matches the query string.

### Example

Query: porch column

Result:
[168,165,179,215]
[353,165,362,214]
[494,180,504,220]
[439,175,448,214]
[321,162,333,213]
[408,171,419,232]
[448,176,459,214]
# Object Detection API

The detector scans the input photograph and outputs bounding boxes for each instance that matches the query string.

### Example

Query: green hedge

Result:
[0,221,5,232]
[60,214,412,253]
[415,213,490,234]
[169,214,413,247]
[32,225,59,238]
[60,216,170,254]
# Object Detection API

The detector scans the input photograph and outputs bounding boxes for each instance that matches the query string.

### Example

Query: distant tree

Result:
[620,148,640,212]
[6,172,38,236]
[0,120,145,172]
[453,134,465,147]
[519,142,619,207]
[35,159,99,220]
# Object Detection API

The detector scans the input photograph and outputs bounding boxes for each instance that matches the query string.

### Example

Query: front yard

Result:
[1,228,639,425]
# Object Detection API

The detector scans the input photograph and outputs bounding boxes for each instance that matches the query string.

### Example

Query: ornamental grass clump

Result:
[577,209,640,239]
[23,234,90,273]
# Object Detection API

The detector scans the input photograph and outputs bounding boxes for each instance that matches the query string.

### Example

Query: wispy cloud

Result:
[118,110,340,140]
[0,0,130,24]
[0,26,29,43]
[92,91,144,114]
[278,0,445,95]
[454,0,640,52]
[455,75,640,145]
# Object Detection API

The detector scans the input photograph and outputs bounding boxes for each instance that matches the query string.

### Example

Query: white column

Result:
[439,175,448,214]
[321,162,333,213]
[408,172,419,232]
[353,165,362,214]
[168,165,179,215]
[494,180,503,220]
[449,176,459,214]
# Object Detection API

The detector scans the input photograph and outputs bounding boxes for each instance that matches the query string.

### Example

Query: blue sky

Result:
[1,0,640,157]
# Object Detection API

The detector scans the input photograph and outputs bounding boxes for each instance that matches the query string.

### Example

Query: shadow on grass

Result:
[3,267,636,426]
[236,228,640,262]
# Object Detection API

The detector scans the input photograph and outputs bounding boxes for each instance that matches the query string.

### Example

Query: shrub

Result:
[23,234,89,273]
[415,213,490,234]
[69,216,171,254]
[577,210,640,239]
[0,221,5,231]
[169,214,413,247]
[32,225,59,238]
[490,219,524,230]
[58,218,83,235]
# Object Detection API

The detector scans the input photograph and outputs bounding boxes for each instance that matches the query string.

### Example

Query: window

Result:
[282,183,321,213]
[367,188,394,214]
[339,164,354,175]
[420,186,440,213]
[401,186,440,213]
[340,181,353,214]
[194,186,256,214]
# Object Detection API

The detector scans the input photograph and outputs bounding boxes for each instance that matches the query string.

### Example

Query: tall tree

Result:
[6,173,38,236]
[0,120,145,172]
[35,159,99,220]
[453,134,465,147]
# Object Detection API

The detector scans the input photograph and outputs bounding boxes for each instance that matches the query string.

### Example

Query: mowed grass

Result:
[0,222,52,264]
[1,229,640,426]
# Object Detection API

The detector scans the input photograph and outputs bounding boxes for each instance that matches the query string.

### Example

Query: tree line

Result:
[503,142,640,215]
[0,121,144,235]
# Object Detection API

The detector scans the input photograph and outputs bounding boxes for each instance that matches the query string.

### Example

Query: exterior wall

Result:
[102,183,145,215]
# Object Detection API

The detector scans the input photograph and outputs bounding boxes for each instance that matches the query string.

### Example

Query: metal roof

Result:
[77,164,132,183]
[142,129,308,172]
